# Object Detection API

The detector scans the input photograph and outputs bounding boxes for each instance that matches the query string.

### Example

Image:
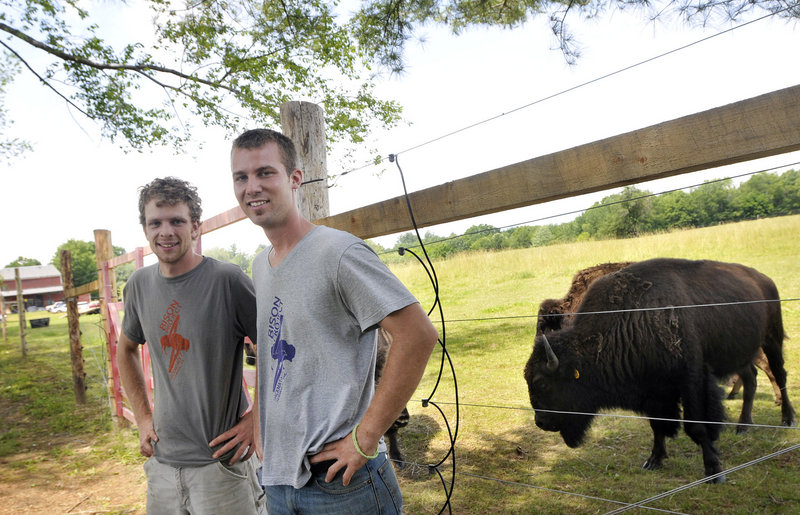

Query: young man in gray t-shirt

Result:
[117,177,265,514]
[231,129,439,513]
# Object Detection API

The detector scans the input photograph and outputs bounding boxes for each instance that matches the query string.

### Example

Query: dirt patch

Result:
[0,424,146,514]
[0,453,145,514]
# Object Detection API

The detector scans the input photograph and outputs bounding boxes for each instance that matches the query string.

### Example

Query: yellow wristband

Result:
[352,423,379,460]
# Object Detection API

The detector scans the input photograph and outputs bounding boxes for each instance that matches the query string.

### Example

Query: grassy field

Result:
[1,214,798,514]
[393,214,800,514]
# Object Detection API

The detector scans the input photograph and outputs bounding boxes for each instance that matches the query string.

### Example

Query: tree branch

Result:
[0,21,241,96]
[0,39,91,119]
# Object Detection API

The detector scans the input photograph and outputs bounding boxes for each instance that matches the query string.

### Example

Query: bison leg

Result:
[760,337,797,427]
[726,374,742,400]
[385,428,404,469]
[385,407,410,469]
[681,369,727,483]
[735,364,757,434]
[643,403,680,471]
[643,430,668,470]
[753,349,782,406]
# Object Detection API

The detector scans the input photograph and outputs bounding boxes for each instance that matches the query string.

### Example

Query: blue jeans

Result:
[264,452,403,514]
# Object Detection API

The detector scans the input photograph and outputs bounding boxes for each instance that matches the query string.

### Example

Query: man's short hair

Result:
[231,129,298,175]
[138,177,203,226]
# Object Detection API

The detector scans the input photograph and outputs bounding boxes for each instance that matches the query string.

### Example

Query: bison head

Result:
[524,333,595,448]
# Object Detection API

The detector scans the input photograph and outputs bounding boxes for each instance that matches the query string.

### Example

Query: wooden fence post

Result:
[280,101,330,221]
[1,292,7,346]
[14,268,26,358]
[94,229,119,420]
[60,250,87,404]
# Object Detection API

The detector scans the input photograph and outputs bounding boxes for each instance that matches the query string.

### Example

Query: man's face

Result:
[231,142,301,231]
[142,200,199,269]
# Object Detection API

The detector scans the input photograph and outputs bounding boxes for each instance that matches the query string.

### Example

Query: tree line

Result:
[5,170,797,285]
[375,169,800,261]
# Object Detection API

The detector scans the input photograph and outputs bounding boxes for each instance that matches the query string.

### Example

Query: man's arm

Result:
[312,302,438,485]
[116,332,158,457]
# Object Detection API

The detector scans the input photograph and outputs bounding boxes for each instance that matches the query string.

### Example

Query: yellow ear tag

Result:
[574,369,580,380]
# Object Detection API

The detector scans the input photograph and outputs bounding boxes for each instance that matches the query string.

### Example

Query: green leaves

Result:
[2,0,792,155]
[1,0,403,153]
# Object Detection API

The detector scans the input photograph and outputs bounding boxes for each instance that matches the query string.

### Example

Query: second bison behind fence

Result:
[525,258,796,483]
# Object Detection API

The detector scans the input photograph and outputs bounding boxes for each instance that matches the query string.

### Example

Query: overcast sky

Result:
[3,5,799,268]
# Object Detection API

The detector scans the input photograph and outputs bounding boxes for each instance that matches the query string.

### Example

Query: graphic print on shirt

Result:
[269,296,295,401]
[159,300,190,380]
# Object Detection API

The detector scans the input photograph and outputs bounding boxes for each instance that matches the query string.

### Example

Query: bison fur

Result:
[525,258,796,483]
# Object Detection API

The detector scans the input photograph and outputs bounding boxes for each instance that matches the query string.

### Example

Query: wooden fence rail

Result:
[65,85,799,421]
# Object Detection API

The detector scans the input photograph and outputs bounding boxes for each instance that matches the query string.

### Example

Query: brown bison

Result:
[537,261,784,412]
[525,258,796,483]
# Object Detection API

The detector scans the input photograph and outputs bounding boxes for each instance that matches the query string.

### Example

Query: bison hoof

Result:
[735,424,750,435]
[706,473,727,484]
[642,458,663,470]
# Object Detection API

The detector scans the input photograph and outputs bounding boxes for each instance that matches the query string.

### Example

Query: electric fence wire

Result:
[362,153,800,510]
[457,470,690,515]
[388,439,800,515]
[392,292,800,509]
[420,400,800,432]
[401,391,799,511]
[604,443,800,514]
[374,155,800,510]
[377,159,800,257]
[437,297,800,324]
[332,5,796,183]
[390,153,460,515]
[86,320,114,414]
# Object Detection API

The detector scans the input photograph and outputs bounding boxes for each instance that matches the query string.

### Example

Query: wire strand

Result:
[604,443,800,514]
[377,160,800,256]
[333,7,793,181]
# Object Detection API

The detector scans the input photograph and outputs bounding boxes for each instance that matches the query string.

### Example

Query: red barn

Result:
[0,265,86,313]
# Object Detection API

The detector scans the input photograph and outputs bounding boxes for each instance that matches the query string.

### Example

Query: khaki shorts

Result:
[144,455,266,515]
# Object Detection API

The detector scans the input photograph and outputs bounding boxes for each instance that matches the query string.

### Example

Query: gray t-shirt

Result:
[253,226,418,488]
[122,257,257,467]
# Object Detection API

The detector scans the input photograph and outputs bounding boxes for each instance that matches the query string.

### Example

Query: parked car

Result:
[46,301,66,313]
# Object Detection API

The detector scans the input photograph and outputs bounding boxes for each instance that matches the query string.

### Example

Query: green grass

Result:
[1,215,798,514]
[0,313,112,448]
[393,214,800,514]
[0,311,146,511]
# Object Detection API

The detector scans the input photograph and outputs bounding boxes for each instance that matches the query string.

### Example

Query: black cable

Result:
[390,153,460,515]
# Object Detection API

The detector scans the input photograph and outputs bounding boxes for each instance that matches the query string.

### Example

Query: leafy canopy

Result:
[50,239,126,287]
[2,0,794,158]
[0,53,29,161]
[0,0,403,153]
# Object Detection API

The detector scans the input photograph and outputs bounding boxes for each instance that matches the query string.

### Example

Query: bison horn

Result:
[542,334,559,372]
